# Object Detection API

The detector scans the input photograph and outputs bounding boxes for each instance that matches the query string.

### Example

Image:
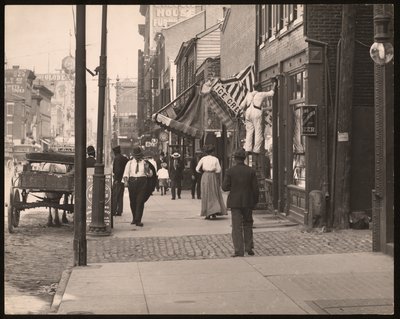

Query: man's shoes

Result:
[136,222,144,227]
[197,197,201,199]
[130,221,136,225]
[171,198,175,200]
[231,253,244,257]
[192,196,195,199]
[178,196,181,199]
[247,250,255,256]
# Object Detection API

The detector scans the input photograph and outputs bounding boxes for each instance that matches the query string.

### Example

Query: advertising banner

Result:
[86,172,112,233]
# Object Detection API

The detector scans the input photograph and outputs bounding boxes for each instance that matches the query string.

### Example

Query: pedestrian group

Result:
[111,142,259,258]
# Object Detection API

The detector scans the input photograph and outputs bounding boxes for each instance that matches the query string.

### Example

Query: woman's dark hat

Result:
[203,144,215,154]
[132,146,144,159]
[233,149,246,160]
[112,145,121,153]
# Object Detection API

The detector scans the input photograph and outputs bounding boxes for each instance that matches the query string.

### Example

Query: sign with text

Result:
[211,81,241,116]
[86,172,112,233]
[301,105,317,136]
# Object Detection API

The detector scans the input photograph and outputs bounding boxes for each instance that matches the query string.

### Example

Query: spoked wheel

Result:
[12,190,21,228]
[7,187,14,233]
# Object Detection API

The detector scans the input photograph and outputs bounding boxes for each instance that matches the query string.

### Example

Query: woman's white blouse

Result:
[196,155,221,173]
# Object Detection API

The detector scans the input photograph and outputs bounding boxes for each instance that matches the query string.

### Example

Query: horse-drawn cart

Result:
[7,151,75,233]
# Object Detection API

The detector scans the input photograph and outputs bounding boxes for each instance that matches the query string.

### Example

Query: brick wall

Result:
[220,5,256,77]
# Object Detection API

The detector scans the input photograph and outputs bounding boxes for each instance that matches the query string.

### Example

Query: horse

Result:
[42,163,70,227]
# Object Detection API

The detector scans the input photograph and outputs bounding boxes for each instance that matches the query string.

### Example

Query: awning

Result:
[152,84,204,139]
[152,64,255,138]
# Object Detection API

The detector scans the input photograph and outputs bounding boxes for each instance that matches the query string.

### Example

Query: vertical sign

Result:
[86,172,112,233]
[301,105,317,136]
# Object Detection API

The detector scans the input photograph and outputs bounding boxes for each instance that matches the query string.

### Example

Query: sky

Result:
[5,5,144,128]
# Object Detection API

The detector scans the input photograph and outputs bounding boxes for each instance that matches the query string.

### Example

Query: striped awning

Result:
[152,84,204,139]
[203,63,255,128]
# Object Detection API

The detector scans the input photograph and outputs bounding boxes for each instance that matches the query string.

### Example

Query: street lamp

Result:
[370,13,393,65]
[89,4,108,235]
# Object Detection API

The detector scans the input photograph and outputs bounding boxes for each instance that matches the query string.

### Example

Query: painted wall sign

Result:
[301,105,317,136]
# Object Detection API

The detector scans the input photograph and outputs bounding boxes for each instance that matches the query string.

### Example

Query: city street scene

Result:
[4,4,394,315]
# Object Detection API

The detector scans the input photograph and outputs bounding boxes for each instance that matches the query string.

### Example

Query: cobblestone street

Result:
[87,229,372,263]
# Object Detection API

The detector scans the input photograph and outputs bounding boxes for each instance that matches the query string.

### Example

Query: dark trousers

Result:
[111,180,125,215]
[127,177,147,223]
[170,179,182,199]
[191,175,201,199]
[231,208,254,255]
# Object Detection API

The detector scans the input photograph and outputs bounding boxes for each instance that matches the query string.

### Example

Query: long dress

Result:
[196,155,227,218]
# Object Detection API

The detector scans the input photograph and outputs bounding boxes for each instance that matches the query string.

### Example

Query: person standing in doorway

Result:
[196,144,227,219]
[222,148,259,257]
[190,149,203,199]
[123,146,153,227]
[169,152,184,200]
[111,145,129,216]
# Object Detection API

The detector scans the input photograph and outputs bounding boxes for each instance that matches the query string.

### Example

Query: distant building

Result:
[4,66,36,146]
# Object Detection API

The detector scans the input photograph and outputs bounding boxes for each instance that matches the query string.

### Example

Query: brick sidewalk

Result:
[87,228,372,263]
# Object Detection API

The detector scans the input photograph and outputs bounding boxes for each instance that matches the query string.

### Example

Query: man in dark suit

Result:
[86,145,96,167]
[222,148,259,257]
[169,152,184,200]
[111,145,129,216]
[190,150,203,199]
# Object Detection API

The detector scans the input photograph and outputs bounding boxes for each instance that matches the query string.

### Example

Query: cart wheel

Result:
[12,190,21,228]
[7,188,14,233]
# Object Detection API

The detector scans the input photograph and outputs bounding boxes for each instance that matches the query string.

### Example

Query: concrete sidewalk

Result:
[56,190,393,314]
[57,252,393,315]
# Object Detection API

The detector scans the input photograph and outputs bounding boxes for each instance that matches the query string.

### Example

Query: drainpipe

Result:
[331,38,342,229]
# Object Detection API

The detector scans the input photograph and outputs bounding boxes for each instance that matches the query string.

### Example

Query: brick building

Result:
[252,4,375,228]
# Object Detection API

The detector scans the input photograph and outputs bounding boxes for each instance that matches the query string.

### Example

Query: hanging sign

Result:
[301,105,317,136]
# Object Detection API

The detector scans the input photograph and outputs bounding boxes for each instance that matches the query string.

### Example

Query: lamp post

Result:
[369,10,394,65]
[89,5,108,235]
[370,4,394,254]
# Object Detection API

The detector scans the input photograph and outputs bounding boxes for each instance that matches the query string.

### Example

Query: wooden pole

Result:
[73,4,87,266]
[333,4,356,228]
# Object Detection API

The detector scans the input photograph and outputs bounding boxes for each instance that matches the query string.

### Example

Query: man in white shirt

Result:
[123,146,153,227]
[240,78,277,166]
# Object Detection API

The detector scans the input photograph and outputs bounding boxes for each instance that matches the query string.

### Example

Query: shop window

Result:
[292,103,306,187]
[263,84,274,179]
[289,70,306,188]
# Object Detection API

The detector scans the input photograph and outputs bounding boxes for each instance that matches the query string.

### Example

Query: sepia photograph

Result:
[4,3,394,315]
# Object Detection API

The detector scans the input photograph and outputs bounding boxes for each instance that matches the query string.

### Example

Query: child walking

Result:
[157,162,169,195]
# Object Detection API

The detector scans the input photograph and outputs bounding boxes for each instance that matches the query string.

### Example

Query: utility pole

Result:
[89,5,108,235]
[333,4,356,228]
[73,4,87,265]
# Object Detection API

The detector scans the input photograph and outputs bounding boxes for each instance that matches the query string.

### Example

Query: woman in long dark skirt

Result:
[195,144,227,219]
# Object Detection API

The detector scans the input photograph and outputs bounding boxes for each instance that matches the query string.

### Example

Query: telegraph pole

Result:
[89,5,108,235]
[333,4,356,228]
[74,4,87,265]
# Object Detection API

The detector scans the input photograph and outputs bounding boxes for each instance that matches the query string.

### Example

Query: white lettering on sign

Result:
[153,5,196,28]
[337,132,349,142]
[36,73,69,82]
[212,82,241,115]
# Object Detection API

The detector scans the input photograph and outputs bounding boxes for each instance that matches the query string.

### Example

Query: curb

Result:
[50,265,73,313]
